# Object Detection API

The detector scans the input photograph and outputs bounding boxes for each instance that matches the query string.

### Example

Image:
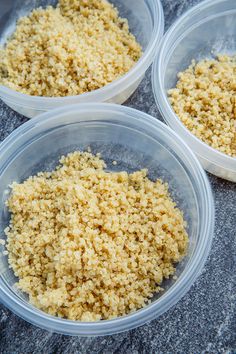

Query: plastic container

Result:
[0,0,164,118]
[152,0,236,182]
[0,103,214,336]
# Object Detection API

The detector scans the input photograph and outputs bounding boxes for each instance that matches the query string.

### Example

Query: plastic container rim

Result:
[152,0,236,173]
[0,103,214,336]
[0,0,164,107]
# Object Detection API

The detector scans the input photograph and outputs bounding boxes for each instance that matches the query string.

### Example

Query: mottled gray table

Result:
[0,0,236,353]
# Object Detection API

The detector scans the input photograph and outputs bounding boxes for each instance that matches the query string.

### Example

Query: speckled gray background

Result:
[0,0,236,353]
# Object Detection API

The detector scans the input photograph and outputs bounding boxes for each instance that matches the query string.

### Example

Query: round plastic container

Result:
[0,103,214,336]
[0,0,164,118]
[152,0,236,182]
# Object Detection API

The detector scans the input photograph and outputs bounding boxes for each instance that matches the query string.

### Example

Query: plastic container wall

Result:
[0,104,214,335]
[152,0,236,182]
[0,0,164,118]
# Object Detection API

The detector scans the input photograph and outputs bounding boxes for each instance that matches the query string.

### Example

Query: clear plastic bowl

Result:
[152,0,236,182]
[0,103,214,336]
[0,0,164,118]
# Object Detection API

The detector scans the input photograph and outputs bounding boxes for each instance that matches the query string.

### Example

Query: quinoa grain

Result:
[168,55,236,157]
[6,151,188,321]
[0,0,142,97]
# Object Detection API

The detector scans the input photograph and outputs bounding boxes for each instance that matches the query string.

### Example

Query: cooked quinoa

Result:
[0,0,142,97]
[168,55,236,157]
[5,151,188,321]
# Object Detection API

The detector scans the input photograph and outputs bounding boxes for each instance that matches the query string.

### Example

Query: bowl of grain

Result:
[152,0,236,182]
[0,0,164,118]
[0,103,214,335]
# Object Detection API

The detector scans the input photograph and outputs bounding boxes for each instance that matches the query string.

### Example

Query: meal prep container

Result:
[152,0,236,182]
[0,0,164,118]
[0,103,214,336]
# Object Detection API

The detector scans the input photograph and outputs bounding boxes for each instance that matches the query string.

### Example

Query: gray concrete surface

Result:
[0,0,235,353]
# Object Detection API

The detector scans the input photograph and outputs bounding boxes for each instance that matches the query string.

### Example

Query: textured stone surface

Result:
[0,0,236,353]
